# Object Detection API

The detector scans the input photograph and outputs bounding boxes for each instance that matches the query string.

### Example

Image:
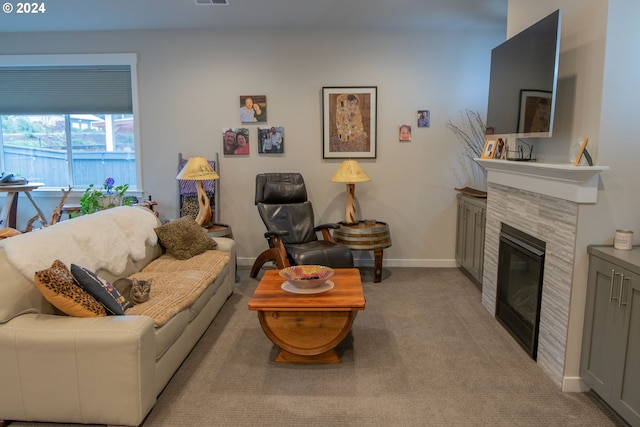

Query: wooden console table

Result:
[0,182,47,229]
[333,221,392,283]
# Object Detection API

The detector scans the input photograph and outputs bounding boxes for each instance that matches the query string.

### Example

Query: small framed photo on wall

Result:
[399,124,411,142]
[222,127,250,155]
[258,126,284,153]
[417,110,430,128]
[518,90,551,134]
[240,95,267,123]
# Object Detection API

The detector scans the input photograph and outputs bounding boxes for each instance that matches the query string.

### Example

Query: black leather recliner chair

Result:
[250,173,354,278]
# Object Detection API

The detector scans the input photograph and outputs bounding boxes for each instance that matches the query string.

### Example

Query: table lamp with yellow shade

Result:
[176,156,219,226]
[330,159,370,224]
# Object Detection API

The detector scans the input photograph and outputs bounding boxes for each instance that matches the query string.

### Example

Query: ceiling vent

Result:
[194,0,229,5]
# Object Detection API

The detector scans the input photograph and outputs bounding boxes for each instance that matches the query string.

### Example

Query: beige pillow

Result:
[34,260,106,317]
[154,216,217,260]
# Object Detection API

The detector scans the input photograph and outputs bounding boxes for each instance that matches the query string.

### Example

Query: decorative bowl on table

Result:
[279,265,335,289]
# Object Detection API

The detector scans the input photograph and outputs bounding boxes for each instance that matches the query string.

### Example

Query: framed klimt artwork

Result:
[322,86,377,159]
[239,95,267,123]
[518,90,552,133]
[258,126,285,153]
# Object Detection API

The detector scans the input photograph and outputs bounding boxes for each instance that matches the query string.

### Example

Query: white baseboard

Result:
[353,258,457,268]
[562,376,589,392]
[237,257,458,268]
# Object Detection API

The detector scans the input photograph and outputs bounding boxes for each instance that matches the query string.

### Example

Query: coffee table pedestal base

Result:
[258,310,356,364]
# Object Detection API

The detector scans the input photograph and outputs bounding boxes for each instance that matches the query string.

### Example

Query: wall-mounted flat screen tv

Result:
[485,9,562,139]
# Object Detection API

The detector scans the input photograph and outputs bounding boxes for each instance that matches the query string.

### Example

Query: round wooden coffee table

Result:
[248,268,365,363]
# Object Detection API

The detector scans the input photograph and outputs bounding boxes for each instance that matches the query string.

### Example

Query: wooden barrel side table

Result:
[206,222,233,239]
[333,221,392,283]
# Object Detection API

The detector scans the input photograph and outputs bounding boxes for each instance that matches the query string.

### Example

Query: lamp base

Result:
[195,181,212,226]
[345,183,356,224]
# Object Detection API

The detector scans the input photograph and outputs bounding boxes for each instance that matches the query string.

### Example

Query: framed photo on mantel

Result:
[481,137,498,159]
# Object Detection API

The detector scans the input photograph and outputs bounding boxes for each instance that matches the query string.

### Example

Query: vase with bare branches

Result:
[446,109,487,191]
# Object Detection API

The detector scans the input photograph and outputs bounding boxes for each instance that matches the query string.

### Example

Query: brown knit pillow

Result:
[154,216,217,260]
[34,260,107,317]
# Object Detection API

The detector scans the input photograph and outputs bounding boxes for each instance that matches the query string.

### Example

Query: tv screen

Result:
[485,9,561,139]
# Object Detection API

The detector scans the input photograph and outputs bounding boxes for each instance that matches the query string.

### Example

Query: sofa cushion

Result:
[154,217,217,260]
[71,264,127,315]
[34,260,106,317]
[125,270,214,327]
[125,250,230,327]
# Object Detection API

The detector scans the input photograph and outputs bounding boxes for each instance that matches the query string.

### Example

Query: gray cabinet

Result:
[455,193,486,288]
[582,246,640,426]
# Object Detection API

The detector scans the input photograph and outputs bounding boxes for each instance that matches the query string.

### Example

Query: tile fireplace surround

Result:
[476,159,608,388]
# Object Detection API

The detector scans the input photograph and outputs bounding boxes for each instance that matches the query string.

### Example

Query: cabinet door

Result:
[581,256,623,398]
[461,203,482,279]
[471,205,485,281]
[455,195,486,285]
[455,198,465,265]
[611,269,640,425]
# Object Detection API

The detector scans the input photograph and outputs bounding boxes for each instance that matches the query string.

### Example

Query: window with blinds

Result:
[0,54,139,190]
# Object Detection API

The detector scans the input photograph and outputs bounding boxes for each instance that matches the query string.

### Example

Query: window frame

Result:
[0,53,142,197]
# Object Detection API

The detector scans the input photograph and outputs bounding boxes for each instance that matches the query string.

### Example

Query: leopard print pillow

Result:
[34,260,106,317]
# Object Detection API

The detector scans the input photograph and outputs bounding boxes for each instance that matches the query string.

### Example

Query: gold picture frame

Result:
[572,137,590,166]
[481,137,499,159]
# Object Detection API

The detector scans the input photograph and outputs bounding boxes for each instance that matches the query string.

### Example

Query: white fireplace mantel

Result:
[475,159,609,203]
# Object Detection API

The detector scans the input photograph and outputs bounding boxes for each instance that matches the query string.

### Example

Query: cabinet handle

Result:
[619,275,628,309]
[610,269,621,302]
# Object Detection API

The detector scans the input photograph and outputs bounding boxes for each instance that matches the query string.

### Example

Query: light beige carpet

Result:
[10,267,624,427]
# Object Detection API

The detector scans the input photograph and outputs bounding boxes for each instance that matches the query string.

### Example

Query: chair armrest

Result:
[264,230,289,238]
[314,223,341,231]
[314,223,341,242]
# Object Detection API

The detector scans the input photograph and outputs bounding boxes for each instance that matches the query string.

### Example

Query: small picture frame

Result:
[399,124,412,142]
[417,110,430,128]
[222,127,250,155]
[240,95,267,123]
[258,126,285,153]
[493,138,506,159]
[518,90,552,134]
[481,137,499,159]
[572,137,590,166]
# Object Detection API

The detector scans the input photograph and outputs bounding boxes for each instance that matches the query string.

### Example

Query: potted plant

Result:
[79,177,130,215]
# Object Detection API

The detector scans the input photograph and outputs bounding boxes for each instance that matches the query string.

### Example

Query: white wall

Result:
[509,0,640,389]
[1,27,504,266]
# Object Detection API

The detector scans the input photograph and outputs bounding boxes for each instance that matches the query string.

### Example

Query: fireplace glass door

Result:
[496,224,545,359]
